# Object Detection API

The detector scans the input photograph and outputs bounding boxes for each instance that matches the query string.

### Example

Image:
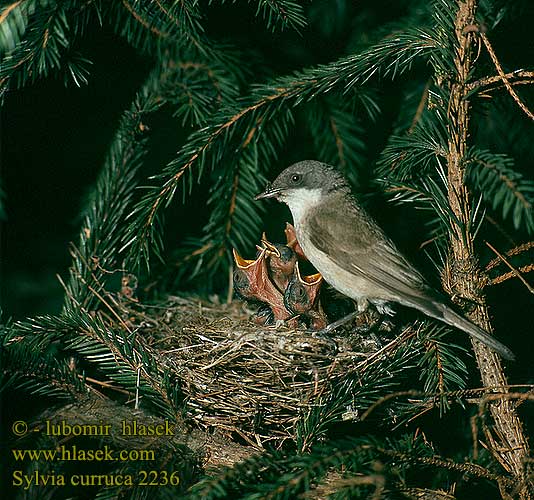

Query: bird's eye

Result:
[291,174,302,184]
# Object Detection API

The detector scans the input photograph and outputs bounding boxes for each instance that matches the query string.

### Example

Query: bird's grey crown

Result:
[271,160,349,194]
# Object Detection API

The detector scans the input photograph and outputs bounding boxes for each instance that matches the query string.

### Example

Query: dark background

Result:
[1,28,150,318]
[1,1,402,319]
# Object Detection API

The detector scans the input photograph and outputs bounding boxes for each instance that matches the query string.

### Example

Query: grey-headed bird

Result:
[255,160,514,360]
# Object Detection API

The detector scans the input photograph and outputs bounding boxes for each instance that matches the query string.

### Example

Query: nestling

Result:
[232,247,292,324]
[284,262,327,330]
[261,236,298,292]
[255,160,514,360]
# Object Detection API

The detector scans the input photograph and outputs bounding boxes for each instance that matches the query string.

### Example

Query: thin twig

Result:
[467,70,534,92]
[408,79,430,133]
[122,0,168,38]
[226,263,234,305]
[360,390,422,421]
[484,215,517,249]
[491,264,534,286]
[485,241,534,271]
[80,375,132,396]
[485,241,534,294]
[480,32,534,121]
[329,115,345,167]
[0,1,22,24]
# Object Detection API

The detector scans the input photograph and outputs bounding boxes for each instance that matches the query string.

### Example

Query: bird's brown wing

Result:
[306,197,516,360]
[306,197,441,311]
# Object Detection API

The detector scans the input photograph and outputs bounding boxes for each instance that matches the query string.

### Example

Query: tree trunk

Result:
[445,1,531,498]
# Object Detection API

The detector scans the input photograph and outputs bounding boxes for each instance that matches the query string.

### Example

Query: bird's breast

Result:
[294,219,377,302]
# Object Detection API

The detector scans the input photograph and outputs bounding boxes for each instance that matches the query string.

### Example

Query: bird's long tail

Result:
[432,303,515,360]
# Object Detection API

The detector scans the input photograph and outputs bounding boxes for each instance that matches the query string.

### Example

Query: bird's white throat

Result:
[281,188,323,223]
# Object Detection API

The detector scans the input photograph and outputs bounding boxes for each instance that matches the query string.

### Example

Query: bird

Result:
[284,222,307,260]
[284,262,327,330]
[255,160,515,360]
[261,234,298,292]
[232,247,294,325]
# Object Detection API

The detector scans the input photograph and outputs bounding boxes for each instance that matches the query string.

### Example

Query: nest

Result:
[134,295,395,447]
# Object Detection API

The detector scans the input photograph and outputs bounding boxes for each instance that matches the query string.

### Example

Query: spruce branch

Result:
[179,146,270,283]
[0,0,46,54]
[305,96,368,186]
[0,317,84,400]
[485,241,534,294]
[297,323,471,452]
[377,115,448,181]
[160,110,294,288]
[467,70,534,93]
[3,2,534,497]
[188,433,509,499]
[0,0,248,98]
[2,306,181,417]
[163,60,241,126]
[125,28,438,270]
[64,65,167,309]
[490,265,534,285]
[379,173,461,247]
[64,310,180,417]
[466,148,534,234]
[114,0,209,56]
[248,0,307,32]
[296,334,420,453]
[120,0,170,38]
[418,325,468,414]
[485,240,534,280]
[486,241,534,271]
[442,0,531,494]
[0,0,97,96]
[111,0,302,67]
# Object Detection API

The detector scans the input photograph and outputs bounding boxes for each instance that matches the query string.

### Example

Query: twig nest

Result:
[145,296,385,447]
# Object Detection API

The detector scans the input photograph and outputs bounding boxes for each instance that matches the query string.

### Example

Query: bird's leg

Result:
[373,300,395,317]
[356,298,370,313]
[312,298,367,335]
[316,298,393,336]
[317,310,361,335]
[369,300,396,340]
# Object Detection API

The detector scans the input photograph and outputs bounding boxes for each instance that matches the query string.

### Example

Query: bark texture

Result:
[445,1,531,497]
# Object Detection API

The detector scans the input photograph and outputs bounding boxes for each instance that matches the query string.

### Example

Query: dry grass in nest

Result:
[131,295,404,448]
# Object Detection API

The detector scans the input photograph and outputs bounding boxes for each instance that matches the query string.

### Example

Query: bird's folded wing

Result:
[307,203,438,307]
[306,200,516,361]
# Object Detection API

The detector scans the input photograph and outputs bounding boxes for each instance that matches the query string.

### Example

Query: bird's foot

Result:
[307,328,338,350]
[373,301,396,317]
[316,310,360,336]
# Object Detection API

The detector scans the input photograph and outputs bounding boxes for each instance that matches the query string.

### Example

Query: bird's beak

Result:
[233,247,266,269]
[291,262,323,306]
[255,183,280,200]
[295,261,322,286]
[260,233,281,258]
